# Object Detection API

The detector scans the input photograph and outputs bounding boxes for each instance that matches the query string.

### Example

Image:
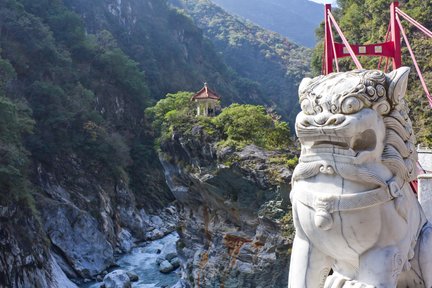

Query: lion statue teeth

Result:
[288,67,432,288]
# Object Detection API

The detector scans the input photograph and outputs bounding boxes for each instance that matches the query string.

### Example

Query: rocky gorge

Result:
[0,0,302,287]
[1,125,296,288]
[36,159,179,278]
[159,125,297,288]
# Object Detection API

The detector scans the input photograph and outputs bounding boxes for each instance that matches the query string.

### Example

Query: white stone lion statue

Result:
[289,67,432,288]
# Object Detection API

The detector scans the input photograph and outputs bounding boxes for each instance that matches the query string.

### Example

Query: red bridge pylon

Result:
[322,1,432,107]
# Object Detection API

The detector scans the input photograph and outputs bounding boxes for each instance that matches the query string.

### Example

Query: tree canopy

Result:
[147,92,292,151]
[0,57,34,205]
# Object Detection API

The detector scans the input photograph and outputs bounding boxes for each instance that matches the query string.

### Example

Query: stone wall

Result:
[418,146,432,172]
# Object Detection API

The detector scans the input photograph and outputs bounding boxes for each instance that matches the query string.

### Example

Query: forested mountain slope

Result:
[311,0,432,146]
[170,0,311,124]
[0,0,311,286]
[62,0,253,104]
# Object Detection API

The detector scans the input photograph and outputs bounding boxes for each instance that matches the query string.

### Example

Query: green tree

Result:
[147,93,291,150]
[0,58,34,205]
[146,91,196,141]
[213,104,291,149]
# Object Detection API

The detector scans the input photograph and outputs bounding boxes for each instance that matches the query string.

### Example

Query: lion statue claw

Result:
[288,67,432,288]
[325,275,374,288]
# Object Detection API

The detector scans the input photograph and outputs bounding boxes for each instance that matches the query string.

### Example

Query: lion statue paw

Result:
[325,275,375,288]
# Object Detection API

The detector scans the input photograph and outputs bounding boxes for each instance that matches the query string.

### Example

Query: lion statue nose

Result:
[313,113,345,126]
[314,112,332,125]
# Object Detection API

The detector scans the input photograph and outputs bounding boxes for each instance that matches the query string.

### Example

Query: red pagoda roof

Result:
[191,83,221,100]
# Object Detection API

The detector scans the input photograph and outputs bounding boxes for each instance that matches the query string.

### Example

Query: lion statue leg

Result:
[398,222,432,288]
[288,234,333,288]
[289,204,334,288]
[357,246,404,287]
[325,247,404,288]
[417,223,432,287]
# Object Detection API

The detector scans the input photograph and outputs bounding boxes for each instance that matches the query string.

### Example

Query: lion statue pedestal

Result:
[288,67,432,288]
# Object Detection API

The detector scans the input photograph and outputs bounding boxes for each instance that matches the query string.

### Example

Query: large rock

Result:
[117,228,135,253]
[103,270,131,288]
[159,260,175,273]
[50,254,79,288]
[40,200,114,278]
[170,257,181,269]
[0,203,77,288]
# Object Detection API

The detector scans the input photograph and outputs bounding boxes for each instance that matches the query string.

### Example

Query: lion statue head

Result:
[293,67,417,188]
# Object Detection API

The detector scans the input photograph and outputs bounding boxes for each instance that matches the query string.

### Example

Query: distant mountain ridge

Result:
[210,0,323,47]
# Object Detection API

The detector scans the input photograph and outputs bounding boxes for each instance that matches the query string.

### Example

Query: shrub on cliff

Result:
[146,91,196,145]
[213,104,291,150]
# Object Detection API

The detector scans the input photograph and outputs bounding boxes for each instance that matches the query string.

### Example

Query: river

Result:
[81,232,180,288]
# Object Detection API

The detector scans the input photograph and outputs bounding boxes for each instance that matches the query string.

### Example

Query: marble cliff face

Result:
[289,67,432,288]
[159,127,295,288]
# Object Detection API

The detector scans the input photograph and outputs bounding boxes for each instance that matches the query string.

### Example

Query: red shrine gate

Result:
[322,1,432,108]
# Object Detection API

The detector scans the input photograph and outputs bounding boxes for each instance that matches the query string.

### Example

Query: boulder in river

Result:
[170,257,180,269]
[126,271,139,282]
[159,260,174,273]
[103,269,131,288]
[165,252,177,261]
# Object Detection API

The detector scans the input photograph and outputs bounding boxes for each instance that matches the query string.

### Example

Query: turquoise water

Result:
[81,233,180,288]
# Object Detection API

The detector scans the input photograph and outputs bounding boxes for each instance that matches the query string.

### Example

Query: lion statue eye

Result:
[341,97,363,114]
[301,99,315,115]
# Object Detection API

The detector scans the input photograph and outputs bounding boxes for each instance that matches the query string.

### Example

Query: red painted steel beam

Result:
[396,7,432,38]
[329,16,340,72]
[322,1,403,75]
[324,4,334,74]
[396,14,432,107]
[390,1,402,69]
[378,24,391,70]
[328,10,363,70]
[333,42,395,59]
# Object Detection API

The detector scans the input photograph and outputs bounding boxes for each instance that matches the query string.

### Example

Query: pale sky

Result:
[309,0,337,4]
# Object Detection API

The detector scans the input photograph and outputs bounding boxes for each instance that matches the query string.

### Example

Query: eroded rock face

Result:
[0,204,77,288]
[40,200,114,278]
[34,155,178,282]
[160,127,295,288]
